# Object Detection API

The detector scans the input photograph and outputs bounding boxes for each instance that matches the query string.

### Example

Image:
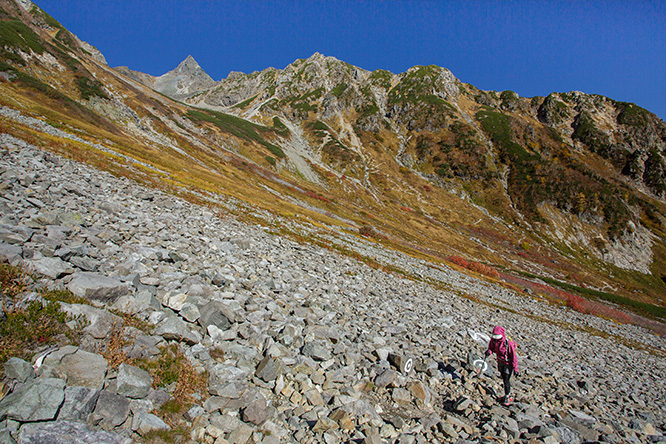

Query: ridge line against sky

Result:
[35,0,666,119]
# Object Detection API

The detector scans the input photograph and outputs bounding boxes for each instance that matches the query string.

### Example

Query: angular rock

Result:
[392,387,411,405]
[155,315,201,344]
[57,386,101,421]
[198,301,232,331]
[25,257,73,279]
[116,363,152,399]
[255,355,279,382]
[90,391,130,429]
[388,353,413,374]
[0,242,22,265]
[0,429,16,444]
[59,303,123,339]
[18,420,132,444]
[3,357,35,382]
[0,378,65,422]
[407,381,431,406]
[66,272,128,302]
[133,412,170,436]
[241,394,268,425]
[375,369,400,388]
[179,302,200,322]
[302,341,332,361]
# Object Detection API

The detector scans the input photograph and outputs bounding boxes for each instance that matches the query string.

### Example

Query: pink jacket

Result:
[487,326,518,372]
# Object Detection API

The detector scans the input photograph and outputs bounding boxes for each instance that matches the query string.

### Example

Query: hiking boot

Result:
[503,394,514,406]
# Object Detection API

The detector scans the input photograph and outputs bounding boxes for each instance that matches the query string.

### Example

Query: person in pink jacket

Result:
[485,325,518,406]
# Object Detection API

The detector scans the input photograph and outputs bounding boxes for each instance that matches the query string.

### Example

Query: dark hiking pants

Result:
[498,363,513,396]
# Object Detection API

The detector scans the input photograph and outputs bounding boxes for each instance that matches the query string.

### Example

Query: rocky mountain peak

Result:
[175,54,203,73]
[152,55,215,99]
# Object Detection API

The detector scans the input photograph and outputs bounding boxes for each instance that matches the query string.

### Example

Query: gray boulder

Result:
[3,357,34,382]
[59,303,123,339]
[132,412,170,436]
[155,316,201,344]
[19,420,132,444]
[0,429,16,444]
[198,301,232,331]
[0,242,22,265]
[57,386,101,421]
[116,363,152,399]
[66,273,128,302]
[241,394,269,425]
[0,378,65,422]
[255,355,280,382]
[58,349,108,389]
[25,257,73,279]
[90,391,130,429]
[301,341,332,361]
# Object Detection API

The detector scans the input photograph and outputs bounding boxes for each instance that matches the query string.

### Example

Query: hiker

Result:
[485,325,518,406]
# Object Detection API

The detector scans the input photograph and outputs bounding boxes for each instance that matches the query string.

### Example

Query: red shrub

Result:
[468,261,500,279]
[447,256,469,268]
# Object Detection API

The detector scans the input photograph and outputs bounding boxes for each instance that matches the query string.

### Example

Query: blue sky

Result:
[37,0,666,119]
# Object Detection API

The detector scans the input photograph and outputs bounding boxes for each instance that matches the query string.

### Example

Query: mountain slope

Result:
[1,0,665,324]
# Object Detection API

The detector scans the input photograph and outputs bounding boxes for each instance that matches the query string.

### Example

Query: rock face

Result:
[0,126,665,443]
[152,55,216,100]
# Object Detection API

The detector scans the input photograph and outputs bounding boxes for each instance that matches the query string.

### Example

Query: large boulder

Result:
[59,303,123,339]
[19,420,132,444]
[25,257,74,279]
[57,349,108,390]
[66,273,129,303]
[57,386,101,422]
[0,378,65,422]
[90,391,130,430]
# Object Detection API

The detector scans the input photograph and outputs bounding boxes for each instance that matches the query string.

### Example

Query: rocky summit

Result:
[0,120,665,444]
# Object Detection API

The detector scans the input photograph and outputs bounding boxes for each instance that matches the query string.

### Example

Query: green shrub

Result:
[265,142,285,158]
[272,116,289,135]
[30,5,63,29]
[0,265,81,378]
[331,82,348,98]
[0,20,45,57]
[617,102,650,128]
[233,94,257,109]
[76,76,109,100]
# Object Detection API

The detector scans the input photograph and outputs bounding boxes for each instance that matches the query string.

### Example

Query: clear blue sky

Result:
[36,0,666,120]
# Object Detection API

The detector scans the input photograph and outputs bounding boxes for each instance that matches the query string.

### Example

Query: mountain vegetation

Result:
[0,0,665,329]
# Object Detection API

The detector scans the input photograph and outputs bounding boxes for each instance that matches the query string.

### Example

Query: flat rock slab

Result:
[58,349,108,390]
[59,303,123,339]
[66,273,128,302]
[25,257,74,279]
[19,420,132,444]
[0,378,65,422]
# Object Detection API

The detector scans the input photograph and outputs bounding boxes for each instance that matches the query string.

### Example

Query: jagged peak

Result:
[175,55,203,72]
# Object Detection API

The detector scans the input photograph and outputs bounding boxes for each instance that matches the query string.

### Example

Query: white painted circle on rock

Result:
[473,359,488,373]
[404,358,413,373]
